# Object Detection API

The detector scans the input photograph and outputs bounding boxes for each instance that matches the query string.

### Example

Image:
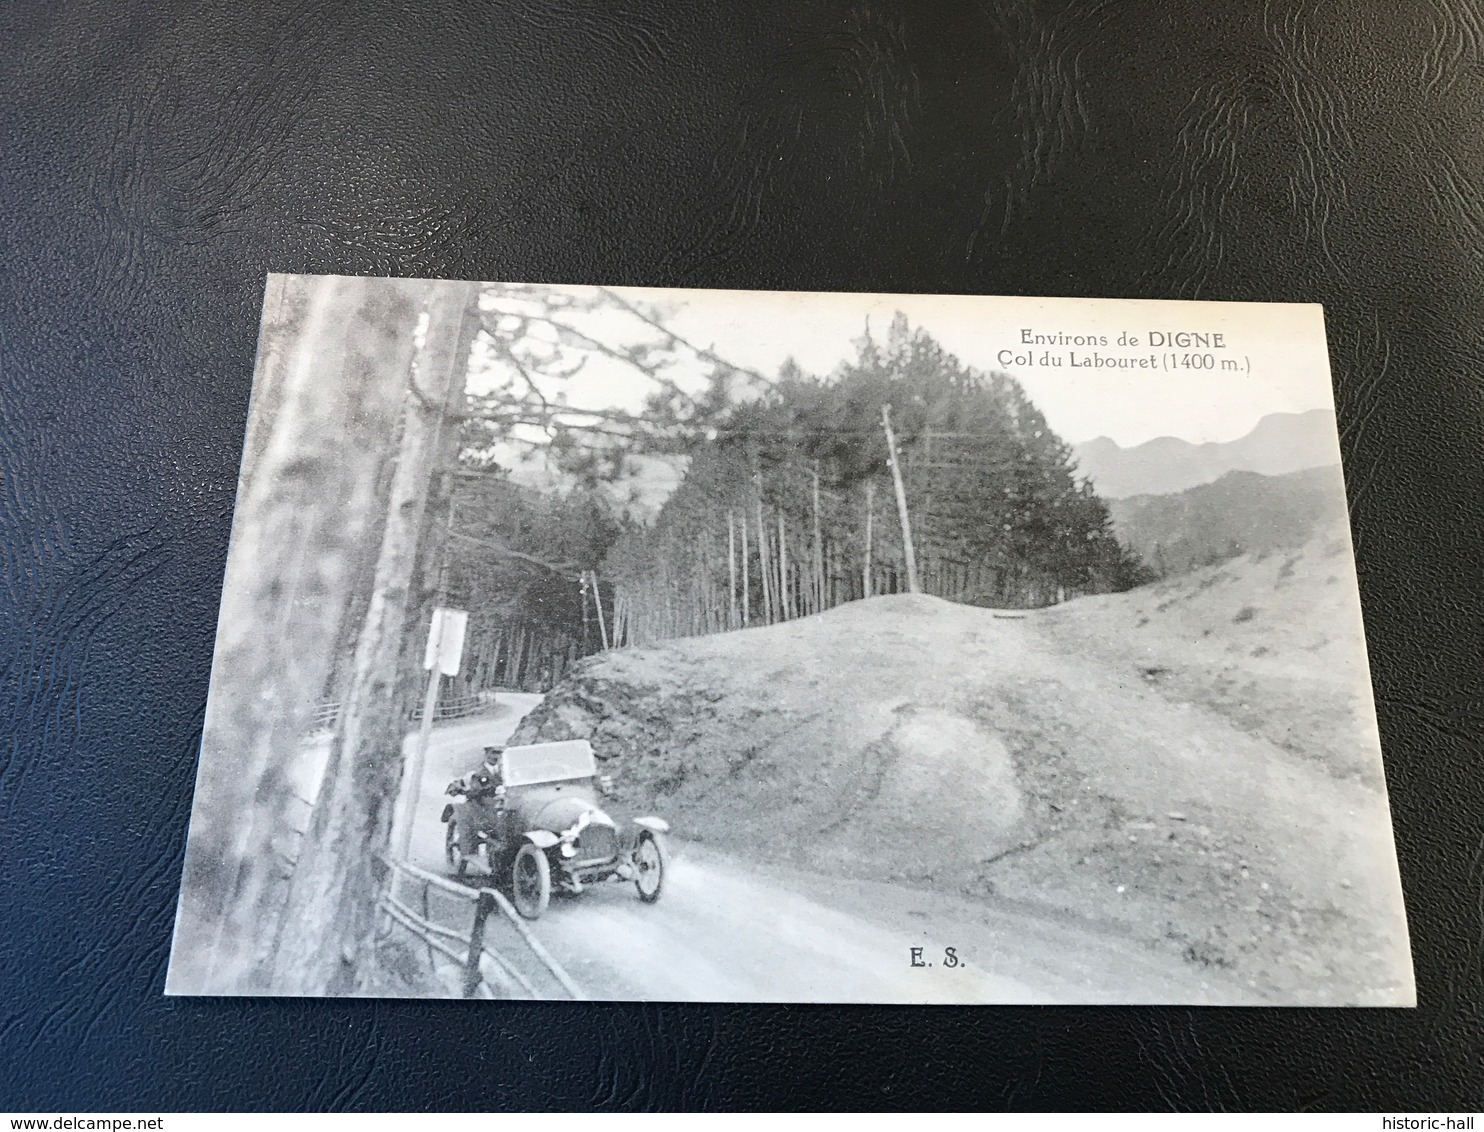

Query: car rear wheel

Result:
[446,819,467,878]
[633,831,666,904]
[512,843,551,920]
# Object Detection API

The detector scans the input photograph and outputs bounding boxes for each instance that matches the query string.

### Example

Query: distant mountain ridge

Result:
[1074,409,1341,499]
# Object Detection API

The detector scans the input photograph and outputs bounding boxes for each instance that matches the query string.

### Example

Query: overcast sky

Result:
[668,286,1335,447]
[471,283,1337,450]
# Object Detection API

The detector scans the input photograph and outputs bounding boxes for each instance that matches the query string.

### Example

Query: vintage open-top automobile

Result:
[441,739,669,919]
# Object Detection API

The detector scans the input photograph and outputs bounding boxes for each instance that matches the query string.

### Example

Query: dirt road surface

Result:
[392,694,1244,1003]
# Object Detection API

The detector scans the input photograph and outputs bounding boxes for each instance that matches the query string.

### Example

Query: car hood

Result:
[530,795,613,835]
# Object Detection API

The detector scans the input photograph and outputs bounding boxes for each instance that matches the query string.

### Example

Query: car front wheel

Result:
[512,843,551,920]
[446,819,467,879]
[633,831,666,904]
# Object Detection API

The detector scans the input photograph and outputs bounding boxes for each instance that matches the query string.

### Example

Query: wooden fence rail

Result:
[312,689,504,735]
[376,856,585,1000]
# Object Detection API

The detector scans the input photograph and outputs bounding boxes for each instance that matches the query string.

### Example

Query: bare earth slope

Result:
[513,540,1413,1004]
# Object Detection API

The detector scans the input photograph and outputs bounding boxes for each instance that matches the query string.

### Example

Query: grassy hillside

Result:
[1107,464,1348,576]
[1042,522,1379,782]
[512,535,1410,1003]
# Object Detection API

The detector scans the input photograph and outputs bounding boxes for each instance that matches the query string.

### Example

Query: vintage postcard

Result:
[167,277,1414,1004]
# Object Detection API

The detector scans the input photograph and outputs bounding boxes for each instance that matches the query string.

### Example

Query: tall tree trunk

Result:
[235,274,302,504]
[273,280,480,995]
[728,512,738,629]
[511,624,527,688]
[393,416,464,725]
[169,276,422,995]
[740,509,750,626]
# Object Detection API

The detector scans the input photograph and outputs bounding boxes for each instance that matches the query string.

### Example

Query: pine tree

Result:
[602,314,1151,636]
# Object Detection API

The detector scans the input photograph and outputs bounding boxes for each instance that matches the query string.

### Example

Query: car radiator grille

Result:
[575,823,618,863]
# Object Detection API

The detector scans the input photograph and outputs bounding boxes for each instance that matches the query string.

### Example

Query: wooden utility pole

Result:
[881,403,920,594]
[399,606,467,863]
[811,461,823,615]
[863,478,875,598]
[755,488,773,624]
[922,428,933,593]
[777,509,791,618]
[589,570,609,649]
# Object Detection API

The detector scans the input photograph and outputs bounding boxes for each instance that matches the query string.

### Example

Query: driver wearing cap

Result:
[468,745,505,797]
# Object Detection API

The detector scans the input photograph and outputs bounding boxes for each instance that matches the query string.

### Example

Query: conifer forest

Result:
[171,277,1149,994]
[441,300,1150,701]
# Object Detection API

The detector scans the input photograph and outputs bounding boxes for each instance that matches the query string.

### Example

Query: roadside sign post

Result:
[397,607,468,862]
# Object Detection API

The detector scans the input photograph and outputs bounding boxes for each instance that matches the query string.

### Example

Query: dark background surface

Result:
[2,0,1481,1111]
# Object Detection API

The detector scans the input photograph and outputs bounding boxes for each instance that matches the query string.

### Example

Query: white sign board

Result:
[422,607,468,676]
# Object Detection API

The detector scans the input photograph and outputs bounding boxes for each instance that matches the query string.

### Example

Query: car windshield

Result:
[501,741,597,788]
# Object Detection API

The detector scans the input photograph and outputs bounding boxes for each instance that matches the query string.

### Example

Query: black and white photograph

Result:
[166,275,1414,1004]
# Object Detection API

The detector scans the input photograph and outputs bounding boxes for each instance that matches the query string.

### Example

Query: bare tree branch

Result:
[597,286,778,392]
[448,529,582,578]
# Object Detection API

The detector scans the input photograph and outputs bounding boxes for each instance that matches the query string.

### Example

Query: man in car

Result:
[446,745,503,797]
[467,745,505,798]
[448,745,510,867]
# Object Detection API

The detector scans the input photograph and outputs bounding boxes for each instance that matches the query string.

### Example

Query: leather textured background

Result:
[2,0,1482,1111]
